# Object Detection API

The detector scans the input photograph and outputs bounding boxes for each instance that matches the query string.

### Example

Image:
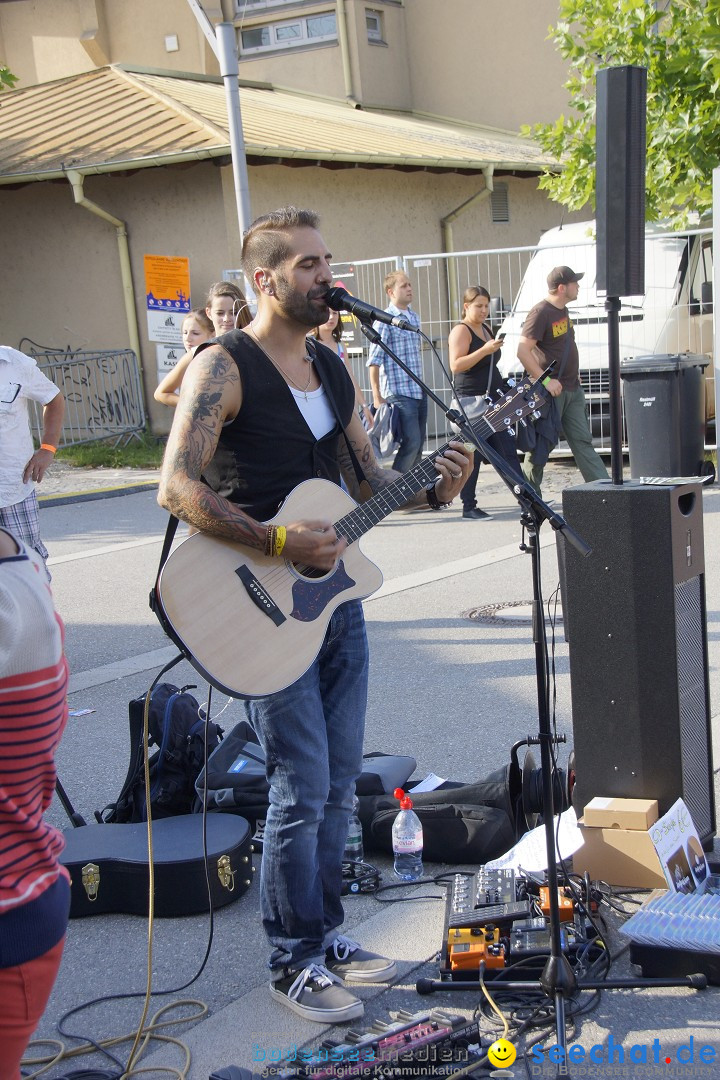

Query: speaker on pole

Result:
[596,66,647,297]
[562,482,715,845]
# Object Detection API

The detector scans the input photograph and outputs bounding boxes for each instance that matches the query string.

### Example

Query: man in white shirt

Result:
[0,346,64,568]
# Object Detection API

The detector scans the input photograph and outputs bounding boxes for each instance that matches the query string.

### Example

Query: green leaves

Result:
[530,0,718,227]
[0,65,17,91]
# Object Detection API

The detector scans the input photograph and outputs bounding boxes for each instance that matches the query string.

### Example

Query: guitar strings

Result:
[252,378,540,589]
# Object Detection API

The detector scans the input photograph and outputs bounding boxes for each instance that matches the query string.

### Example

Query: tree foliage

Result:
[527,0,720,227]
[1,64,17,91]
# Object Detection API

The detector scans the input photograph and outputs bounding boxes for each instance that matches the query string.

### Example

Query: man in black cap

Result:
[516,265,609,495]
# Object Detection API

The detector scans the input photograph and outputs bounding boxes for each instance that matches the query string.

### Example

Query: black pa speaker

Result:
[562,481,715,844]
[596,66,647,297]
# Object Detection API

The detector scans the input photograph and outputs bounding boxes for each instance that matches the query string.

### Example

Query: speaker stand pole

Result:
[606,295,624,485]
[522,503,577,1064]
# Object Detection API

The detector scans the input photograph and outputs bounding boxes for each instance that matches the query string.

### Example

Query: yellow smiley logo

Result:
[488,1038,517,1068]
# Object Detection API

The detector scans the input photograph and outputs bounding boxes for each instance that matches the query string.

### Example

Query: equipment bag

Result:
[98,683,223,824]
[367,802,514,865]
[195,719,416,828]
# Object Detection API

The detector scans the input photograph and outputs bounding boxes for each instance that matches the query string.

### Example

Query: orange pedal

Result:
[539,886,574,921]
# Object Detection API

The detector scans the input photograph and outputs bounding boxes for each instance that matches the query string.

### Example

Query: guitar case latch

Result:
[81,861,100,901]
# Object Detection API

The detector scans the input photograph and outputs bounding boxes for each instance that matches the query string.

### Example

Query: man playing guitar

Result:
[158,206,472,1024]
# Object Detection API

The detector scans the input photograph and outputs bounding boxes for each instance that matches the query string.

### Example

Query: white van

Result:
[496,221,714,442]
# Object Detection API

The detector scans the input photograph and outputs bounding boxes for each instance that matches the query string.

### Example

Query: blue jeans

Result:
[240,600,369,974]
[388,394,427,473]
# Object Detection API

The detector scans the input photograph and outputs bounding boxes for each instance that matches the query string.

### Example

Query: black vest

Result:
[202,331,355,521]
[453,324,504,398]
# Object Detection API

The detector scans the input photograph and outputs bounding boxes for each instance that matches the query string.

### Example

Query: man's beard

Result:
[274,273,328,327]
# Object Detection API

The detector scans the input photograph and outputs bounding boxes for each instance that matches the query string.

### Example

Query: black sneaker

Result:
[269,963,363,1024]
[462,507,492,519]
[325,935,398,984]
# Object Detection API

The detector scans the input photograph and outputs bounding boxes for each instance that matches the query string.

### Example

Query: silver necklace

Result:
[247,326,315,399]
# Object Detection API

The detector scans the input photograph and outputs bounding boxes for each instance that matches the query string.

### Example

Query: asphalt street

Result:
[22,460,720,1080]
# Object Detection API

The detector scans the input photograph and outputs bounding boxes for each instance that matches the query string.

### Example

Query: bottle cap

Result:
[393,786,413,810]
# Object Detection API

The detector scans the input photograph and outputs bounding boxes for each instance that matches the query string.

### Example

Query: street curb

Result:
[38,480,159,508]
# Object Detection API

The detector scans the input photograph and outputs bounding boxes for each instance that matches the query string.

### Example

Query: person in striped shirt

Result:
[0,527,70,1080]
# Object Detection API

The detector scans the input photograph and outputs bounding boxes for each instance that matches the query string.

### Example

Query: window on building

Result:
[366,9,385,43]
[236,1,304,12]
[240,12,337,54]
[491,183,509,223]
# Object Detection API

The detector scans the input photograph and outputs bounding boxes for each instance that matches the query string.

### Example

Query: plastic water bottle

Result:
[343,794,364,863]
[392,787,423,881]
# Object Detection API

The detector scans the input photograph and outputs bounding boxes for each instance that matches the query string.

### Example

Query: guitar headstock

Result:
[483,376,547,434]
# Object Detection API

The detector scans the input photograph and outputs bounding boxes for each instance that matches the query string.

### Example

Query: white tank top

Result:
[290,384,336,440]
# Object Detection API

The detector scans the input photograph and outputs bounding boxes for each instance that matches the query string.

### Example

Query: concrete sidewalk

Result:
[32,461,720,1080]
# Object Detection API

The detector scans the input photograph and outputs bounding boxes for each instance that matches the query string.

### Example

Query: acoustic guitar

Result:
[154,377,545,698]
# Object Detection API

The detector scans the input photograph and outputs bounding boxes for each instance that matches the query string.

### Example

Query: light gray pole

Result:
[216,21,252,237]
[185,0,252,238]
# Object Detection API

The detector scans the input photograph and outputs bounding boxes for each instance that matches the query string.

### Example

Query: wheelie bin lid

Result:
[620,352,709,374]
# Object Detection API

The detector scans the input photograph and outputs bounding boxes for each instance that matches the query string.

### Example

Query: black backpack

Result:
[98,683,223,824]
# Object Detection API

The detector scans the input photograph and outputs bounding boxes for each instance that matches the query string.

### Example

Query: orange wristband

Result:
[40,443,57,453]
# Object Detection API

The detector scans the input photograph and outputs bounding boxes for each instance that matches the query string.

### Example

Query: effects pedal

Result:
[510,918,568,958]
[449,926,505,972]
[539,886,575,922]
[445,871,531,930]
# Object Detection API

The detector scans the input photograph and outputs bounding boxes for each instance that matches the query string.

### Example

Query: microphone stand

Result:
[360,320,708,1075]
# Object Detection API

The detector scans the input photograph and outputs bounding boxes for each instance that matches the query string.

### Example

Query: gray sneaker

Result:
[269,963,364,1024]
[325,935,398,983]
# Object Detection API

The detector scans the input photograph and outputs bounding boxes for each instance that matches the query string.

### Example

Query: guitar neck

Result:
[333,375,543,544]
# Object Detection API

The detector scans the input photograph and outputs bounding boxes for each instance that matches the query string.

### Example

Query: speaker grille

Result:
[675,576,713,839]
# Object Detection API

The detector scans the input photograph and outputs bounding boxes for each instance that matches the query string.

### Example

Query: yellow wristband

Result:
[542,376,552,388]
[274,526,287,557]
[40,443,57,453]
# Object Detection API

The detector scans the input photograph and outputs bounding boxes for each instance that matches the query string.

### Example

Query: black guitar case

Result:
[60,813,253,918]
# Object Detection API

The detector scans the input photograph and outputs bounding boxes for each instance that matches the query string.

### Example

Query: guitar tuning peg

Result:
[518,418,527,427]
[507,378,516,387]
[532,410,542,419]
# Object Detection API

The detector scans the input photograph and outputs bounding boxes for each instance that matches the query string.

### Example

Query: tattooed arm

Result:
[337,410,473,508]
[158,345,346,569]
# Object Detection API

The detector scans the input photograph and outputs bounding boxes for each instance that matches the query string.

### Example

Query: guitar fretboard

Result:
[332,378,540,543]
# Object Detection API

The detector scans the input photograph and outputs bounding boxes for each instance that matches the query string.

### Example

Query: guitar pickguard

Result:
[290,561,356,622]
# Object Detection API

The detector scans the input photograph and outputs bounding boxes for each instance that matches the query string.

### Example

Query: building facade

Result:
[0,0,582,432]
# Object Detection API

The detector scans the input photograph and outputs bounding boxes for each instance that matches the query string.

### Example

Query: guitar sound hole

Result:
[291,562,328,581]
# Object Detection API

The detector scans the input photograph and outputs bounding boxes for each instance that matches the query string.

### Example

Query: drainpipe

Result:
[336,0,360,106]
[441,166,494,320]
[66,170,144,391]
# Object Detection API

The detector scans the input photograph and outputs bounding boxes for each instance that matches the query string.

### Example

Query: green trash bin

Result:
[620,353,709,478]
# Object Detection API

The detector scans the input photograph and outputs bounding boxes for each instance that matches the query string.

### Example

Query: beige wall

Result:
[0,157,582,434]
[1,1,569,131]
[0,0,217,89]
[404,0,571,130]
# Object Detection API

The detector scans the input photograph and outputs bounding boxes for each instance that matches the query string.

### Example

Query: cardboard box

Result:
[573,819,666,889]
[583,797,659,831]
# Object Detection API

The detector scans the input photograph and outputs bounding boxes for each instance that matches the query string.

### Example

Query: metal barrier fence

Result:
[25,348,146,447]
[227,225,715,457]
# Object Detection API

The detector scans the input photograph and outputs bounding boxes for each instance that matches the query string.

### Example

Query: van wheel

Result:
[701,460,716,484]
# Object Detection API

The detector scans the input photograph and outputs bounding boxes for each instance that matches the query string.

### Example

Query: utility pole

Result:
[186,0,252,238]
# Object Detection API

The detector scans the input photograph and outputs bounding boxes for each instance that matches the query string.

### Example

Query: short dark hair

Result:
[242,207,320,280]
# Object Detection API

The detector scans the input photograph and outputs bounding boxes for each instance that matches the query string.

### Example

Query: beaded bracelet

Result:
[426,482,451,511]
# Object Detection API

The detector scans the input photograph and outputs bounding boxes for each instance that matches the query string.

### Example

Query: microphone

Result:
[324,286,420,333]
